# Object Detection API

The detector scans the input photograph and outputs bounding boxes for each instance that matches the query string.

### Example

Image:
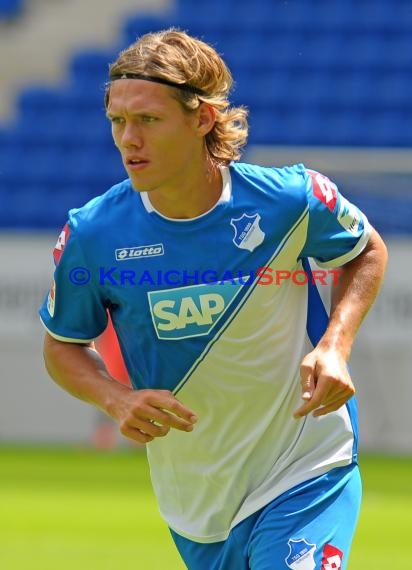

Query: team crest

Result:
[285,538,316,570]
[230,213,265,252]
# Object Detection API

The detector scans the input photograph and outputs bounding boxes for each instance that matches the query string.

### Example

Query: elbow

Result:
[43,332,60,376]
[368,228,388,274]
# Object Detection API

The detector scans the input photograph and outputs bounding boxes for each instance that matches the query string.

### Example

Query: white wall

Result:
[0,234,99,442]
[349,239,412,453]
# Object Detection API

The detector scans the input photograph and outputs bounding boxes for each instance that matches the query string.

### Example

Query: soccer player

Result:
[40,29,387,570]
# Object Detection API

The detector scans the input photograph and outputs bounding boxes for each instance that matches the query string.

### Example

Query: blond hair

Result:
[105,28,248,165]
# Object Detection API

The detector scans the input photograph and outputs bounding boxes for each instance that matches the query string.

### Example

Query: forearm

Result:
[43,332,198,442]
[43,332,131,418]
[318,228,388,361]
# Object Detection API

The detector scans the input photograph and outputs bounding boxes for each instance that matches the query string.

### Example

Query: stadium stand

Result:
[0,0,411,230]
[0,0,24,19]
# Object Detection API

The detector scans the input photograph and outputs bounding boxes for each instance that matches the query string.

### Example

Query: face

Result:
[106,79,208,194]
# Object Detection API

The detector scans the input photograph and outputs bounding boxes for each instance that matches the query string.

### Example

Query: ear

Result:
[196,103,216,136]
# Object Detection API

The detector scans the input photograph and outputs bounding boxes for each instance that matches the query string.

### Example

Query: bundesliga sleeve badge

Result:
[47,279,56,317]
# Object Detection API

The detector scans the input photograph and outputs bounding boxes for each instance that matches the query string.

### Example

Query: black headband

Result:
[109,73,205,96]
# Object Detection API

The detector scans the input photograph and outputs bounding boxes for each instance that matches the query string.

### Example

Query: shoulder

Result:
[67,178,134,235]
[230,162,307,191]
[230,162,309,207]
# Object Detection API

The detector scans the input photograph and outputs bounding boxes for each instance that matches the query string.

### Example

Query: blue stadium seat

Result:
[1,0,412,231]
[363,110,412,147]
[17,86,66,117]
[0,0,24,19]
[378,33,412,70]
[122,14,174,46]
[69,49,115,87]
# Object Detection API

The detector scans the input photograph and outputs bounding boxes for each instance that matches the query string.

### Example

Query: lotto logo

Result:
[115,243,164,261]
[321,544,343,570]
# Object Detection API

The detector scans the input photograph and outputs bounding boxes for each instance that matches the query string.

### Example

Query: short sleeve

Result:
[39,221,108,342]
[299,169,372,267]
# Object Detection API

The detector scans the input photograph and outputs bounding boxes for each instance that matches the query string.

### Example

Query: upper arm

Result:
[300,169,372,267]
[340,226,388,271]
[39,221,108,342]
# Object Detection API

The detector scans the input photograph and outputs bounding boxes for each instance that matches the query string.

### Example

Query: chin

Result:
[129,176,152,193]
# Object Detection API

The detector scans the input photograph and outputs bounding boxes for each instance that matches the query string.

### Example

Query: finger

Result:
[293,400,317,419]
[300,359,316,400]
[293,382,331,419]
[137,419,171,437]
[119,424,154,444]
[296,383,354,418]
[312,396,350,417]
[120,415,169,440]
[150,408,196,432]
[148,393,198,425]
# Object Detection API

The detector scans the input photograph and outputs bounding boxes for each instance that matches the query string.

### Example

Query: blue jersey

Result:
[39,162,371,542]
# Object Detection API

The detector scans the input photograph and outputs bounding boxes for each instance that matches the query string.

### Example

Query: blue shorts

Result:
[170,463,362,570]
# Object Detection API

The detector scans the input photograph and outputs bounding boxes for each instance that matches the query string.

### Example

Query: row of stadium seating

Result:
[0,0,24,19]
[176,0,412,31]
[0,0,411,230]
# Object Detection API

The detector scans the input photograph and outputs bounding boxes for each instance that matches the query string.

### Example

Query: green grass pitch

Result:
[0,447,411,569]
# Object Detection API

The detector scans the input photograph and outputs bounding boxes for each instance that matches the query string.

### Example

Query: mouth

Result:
[126,158,149,171]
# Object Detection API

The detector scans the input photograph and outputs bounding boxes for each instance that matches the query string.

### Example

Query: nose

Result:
[119,122,144,149]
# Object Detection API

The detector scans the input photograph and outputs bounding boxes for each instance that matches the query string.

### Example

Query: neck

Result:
[147,164,223,219]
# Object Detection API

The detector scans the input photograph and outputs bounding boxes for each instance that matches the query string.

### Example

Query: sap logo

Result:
[153,294,224,332]
[115,243,164,261]
[148,281,244,340]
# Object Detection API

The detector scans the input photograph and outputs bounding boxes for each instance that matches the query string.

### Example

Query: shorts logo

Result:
[308,169,337,212]
[230,213,265,252]
[322,544,343,570]
[337,197,361,235]
[148,280,244,340]
[115,243,164,261]
[285,538,316,569]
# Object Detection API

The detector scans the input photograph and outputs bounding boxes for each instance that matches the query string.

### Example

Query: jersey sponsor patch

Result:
[115,243,164,261]
[285,538,316,569]
[53,223,70,265]
[148,280,244,340]
[337,196,361,235]
[321,544,343,570]
[230,212,265,251]
[307,170,337,213]
[47,279,56,317]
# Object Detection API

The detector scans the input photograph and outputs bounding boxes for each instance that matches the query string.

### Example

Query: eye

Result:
[140,115,157,123]
[108,116,125,125]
